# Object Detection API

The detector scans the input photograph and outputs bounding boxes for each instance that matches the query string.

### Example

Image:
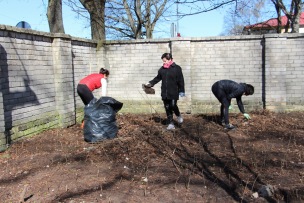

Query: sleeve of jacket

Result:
[177,66,185,93]
[236,96,245,113]
[101,78,107,96]
[149,68,162,86]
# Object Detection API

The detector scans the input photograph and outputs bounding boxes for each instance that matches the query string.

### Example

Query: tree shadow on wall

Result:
[0,44,40,149]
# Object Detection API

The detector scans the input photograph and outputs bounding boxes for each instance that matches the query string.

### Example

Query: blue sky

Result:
[0,0,227,39]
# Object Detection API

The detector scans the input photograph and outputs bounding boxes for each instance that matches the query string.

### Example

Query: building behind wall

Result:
[242,12,304,35]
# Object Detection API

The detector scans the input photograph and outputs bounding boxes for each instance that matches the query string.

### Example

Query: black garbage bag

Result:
[83,96,123,143]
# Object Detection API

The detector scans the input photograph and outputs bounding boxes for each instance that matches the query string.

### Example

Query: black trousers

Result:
[211,83,231,125]
[163,99,181,124]
[77,84,94,105]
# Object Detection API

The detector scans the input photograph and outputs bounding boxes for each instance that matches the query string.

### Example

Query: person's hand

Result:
[144,83,152,88]
[179,92,185,97]
[229,105,233,110]
[243,113,251,120]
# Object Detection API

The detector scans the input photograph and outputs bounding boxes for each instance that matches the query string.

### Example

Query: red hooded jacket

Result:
[79,73,105,91]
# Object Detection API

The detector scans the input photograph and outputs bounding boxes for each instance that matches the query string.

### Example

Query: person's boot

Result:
[225,124,235,130]
[177,116,183,124]
[221,118,225,126]
[167,123,175,130]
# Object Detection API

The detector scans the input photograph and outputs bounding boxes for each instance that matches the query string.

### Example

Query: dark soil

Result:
[0,110,304,203]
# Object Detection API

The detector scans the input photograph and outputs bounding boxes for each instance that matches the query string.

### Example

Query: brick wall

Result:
[104,36,264,114]
[1,24,304,151]
[0,25,101,151]
[72,40,101,122]
[265,34,304,111]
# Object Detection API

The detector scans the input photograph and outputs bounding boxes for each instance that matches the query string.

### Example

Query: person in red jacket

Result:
[77,68,110,106]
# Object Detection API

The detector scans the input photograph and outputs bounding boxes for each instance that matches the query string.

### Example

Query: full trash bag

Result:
[83,96,123,143]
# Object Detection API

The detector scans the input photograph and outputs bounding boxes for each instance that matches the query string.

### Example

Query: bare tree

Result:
[106,0,250,39]
[175,0,237,17]
[221,12,246,35]
[106,0,171,39]
[105,0,144,39]
[222,0,266,35]
[47,0,65,33]
[78,0,106,40]
[270,0,303,33]
[66,0,243,39]
[272,0,283,33]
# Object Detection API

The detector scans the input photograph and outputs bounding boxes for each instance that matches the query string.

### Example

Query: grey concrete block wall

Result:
[0,65,5,151]
[189,36,264,113]
[0,25,98,151]
[103,36,266,114]
[170,40,192,113]
[72,40,104,121]
[1,24,304,151]
[0,26,58,151]
[52,35,75,127]
[265,34,304,111]
[104,39,171,113]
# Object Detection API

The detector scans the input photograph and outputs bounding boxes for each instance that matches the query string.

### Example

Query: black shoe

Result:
[225,124,235,130]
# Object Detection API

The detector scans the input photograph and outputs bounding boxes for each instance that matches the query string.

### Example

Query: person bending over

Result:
[77,68,109,106]
[211,80,254,129]
[77,68,109,128]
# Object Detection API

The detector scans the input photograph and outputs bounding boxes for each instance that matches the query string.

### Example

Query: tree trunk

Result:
[145,0,153,39]
[272,0,302,33]
[47,0,65,33]
[134,0,143,39]
[291,0,302,33]
[274,0,282,33]
[80,0,106,40]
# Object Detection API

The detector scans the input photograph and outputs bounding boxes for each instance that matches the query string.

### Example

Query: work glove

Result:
[179,92,185,97]
[243,113,251,120]
[144,83,152,88]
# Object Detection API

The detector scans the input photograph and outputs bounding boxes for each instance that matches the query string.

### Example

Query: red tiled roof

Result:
[244,12,304,29]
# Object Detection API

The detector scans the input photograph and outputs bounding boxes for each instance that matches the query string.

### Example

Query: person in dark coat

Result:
[145,53,185,130]
[211,80,254,129]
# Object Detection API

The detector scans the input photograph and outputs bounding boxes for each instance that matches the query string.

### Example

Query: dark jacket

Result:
[212,80,247,113]
[149,62,185,100]
[218,80,246,99]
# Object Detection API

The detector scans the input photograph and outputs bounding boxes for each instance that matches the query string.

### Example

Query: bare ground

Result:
[0,110,304,203]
